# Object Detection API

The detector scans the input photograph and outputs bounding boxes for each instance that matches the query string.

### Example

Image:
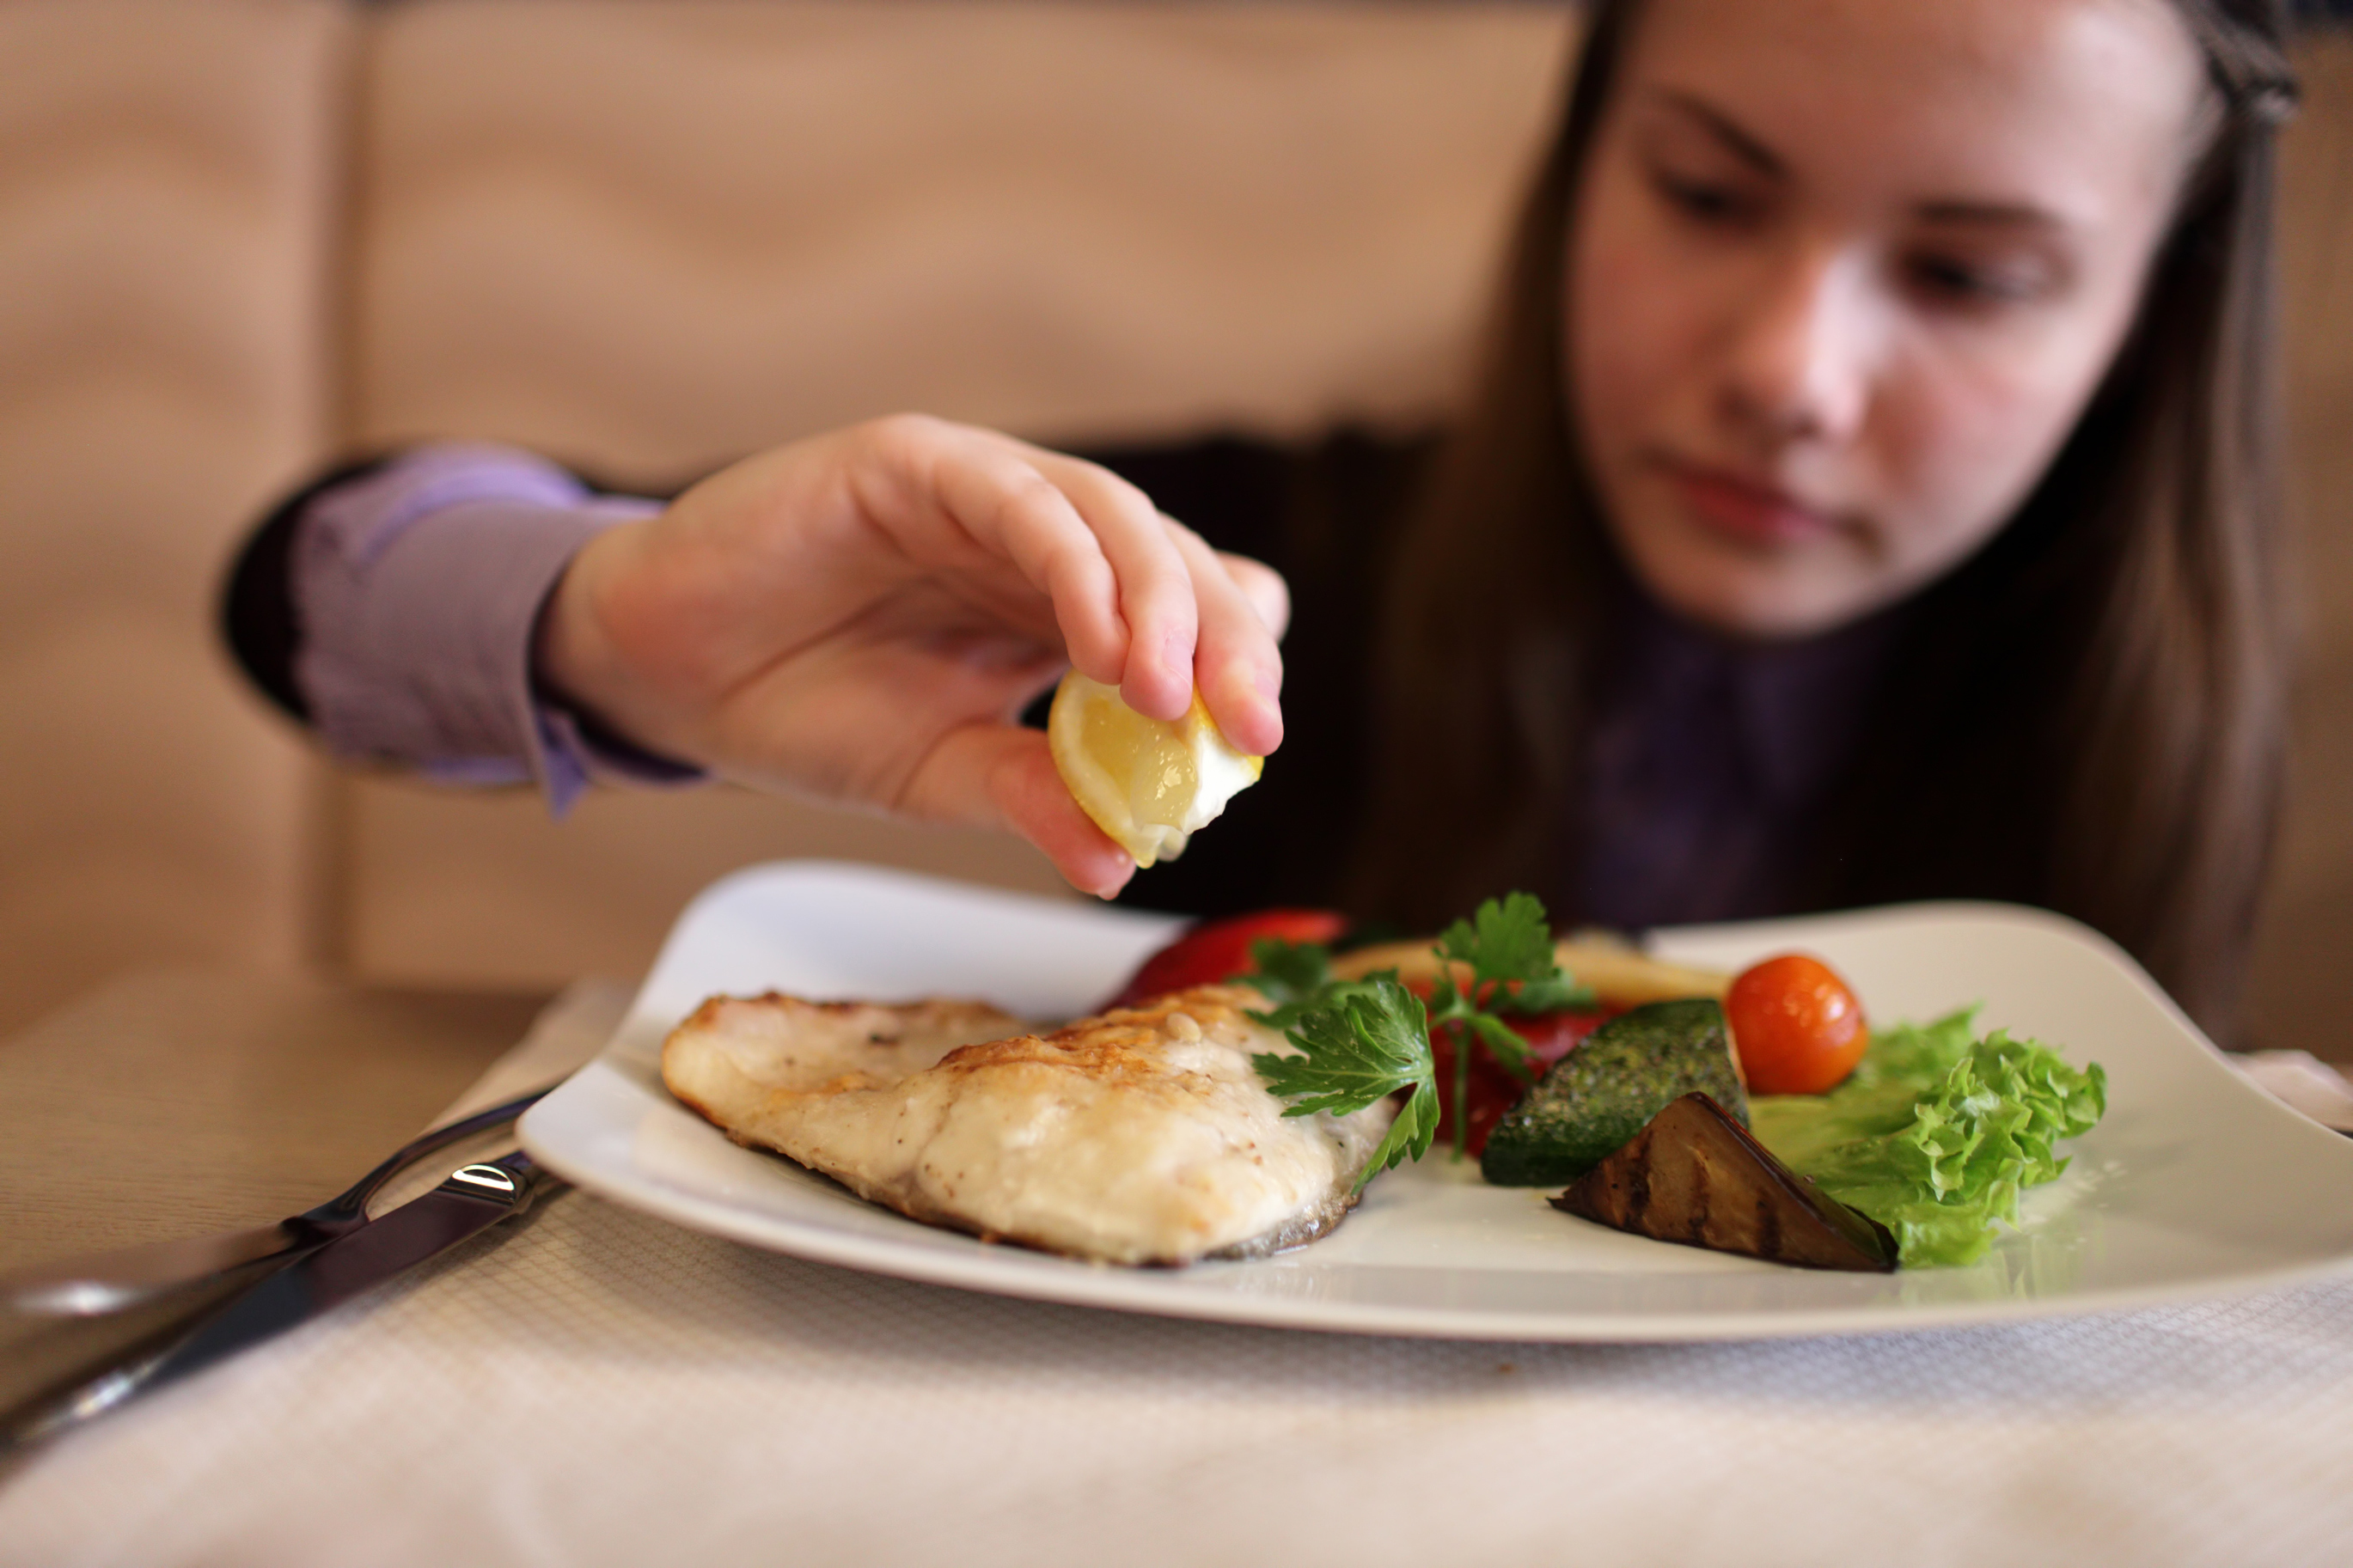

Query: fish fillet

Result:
[662,984,1397,1265]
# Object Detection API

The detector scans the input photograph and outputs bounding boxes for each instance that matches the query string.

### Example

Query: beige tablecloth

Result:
[5,986,2353,1566]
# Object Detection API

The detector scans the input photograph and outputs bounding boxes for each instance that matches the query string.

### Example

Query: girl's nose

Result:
[1717,242,1874,448]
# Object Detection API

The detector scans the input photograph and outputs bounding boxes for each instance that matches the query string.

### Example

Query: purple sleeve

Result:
[290,443,705,815]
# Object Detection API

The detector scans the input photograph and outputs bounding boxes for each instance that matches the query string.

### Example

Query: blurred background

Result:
[0,0,2345,1052]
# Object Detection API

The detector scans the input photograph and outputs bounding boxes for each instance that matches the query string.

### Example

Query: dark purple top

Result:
[1576,592,1902,930]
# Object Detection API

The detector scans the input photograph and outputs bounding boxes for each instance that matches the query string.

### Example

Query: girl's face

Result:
[1568,0,2211,639]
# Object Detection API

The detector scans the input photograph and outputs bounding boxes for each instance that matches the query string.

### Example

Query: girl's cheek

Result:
[1570,184,1701,465]
[1878,340,2095,577]
[1879,234,2163,570]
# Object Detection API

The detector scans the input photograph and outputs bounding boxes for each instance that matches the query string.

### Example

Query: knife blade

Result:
[3,1149,559,1451]
[1,1083,559,1317]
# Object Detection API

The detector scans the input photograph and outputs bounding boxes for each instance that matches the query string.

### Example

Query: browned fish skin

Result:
[664,994,1024,1101]
[662,983,1395,1266]
[935,988,1260,1083]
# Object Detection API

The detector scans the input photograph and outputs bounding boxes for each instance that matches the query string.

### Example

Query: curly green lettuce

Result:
[1748,1010,2106,1267]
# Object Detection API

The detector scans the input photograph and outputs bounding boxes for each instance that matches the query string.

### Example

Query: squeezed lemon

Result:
[1047,671,1262,868]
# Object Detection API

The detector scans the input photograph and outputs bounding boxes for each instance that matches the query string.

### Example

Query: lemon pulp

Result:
[1047,672,1263,868]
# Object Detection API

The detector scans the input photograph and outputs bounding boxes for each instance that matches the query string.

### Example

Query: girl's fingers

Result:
[869,419,1261,732]
[1164,523,1286,757]
[1219,551,1291,640]
[902,422,1195,723]
[899,723,1137,900]
[912,429,1131,683]
[1026,449,1202,722]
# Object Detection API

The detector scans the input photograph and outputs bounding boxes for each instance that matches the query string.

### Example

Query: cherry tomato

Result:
[1726,954,1867,1095]
[1108,909,1351,1007]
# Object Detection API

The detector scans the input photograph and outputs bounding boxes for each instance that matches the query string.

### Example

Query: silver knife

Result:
[2,1083,559,1317]
[3,1149,560,1452]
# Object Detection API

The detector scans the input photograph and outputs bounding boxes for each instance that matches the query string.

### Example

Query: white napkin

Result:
[2232,1049,2353,1134]
[5,991,2353,1567]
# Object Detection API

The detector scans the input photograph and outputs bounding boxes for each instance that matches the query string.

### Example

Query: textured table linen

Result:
[6,990,2353,1567]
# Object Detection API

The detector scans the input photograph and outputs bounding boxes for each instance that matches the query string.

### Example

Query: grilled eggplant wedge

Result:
[1553,1092,1897,1272]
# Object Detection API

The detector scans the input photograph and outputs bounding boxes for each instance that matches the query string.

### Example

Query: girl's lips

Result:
[1659,460,1840,546]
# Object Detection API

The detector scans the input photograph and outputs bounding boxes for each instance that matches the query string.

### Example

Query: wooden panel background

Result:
[0,3,2347,1060]
[0,0,346,1035]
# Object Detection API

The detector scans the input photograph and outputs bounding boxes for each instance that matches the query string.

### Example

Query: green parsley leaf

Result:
[1250,974,1438,1191]
[1503,972,1598,1015]
[1250,892,1595,1184]
[1361,1078,1441,1189]
[1251,973,1431,1117]
[1238,937,1334,1028]
[1433,893,1597,1015]
[1461,1010,1537,1083]
[1439,892,1557,991]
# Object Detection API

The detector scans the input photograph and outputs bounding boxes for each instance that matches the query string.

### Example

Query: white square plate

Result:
[521,860,2353,1340]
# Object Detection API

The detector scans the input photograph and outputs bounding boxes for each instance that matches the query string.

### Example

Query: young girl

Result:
[1354,0,2300,1030]
[229,0,2299,1033]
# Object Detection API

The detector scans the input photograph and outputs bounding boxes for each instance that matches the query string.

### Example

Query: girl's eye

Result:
[1652,168,1763,228]
[1904,252,2050,308]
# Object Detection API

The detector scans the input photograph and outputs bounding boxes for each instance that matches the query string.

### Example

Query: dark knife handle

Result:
[272,1150,551,1321]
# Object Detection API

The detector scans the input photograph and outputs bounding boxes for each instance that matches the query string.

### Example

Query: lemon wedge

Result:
[1047,671,1263,869]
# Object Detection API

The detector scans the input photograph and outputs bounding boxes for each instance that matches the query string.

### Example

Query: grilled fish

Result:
[662,984,1395,1265]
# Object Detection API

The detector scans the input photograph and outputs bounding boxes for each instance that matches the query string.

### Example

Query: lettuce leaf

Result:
[1748,1010,2106,1267]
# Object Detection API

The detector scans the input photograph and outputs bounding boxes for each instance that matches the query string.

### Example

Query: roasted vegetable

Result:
[1553,1093,1897,1272]
[1480,998,1748,1187]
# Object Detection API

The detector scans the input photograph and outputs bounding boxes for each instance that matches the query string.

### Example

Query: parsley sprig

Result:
[1251,973,1439,1190]
[1238,936,1335,1028]
[1426,893,1595,1155]
[1244,893,1595,1187]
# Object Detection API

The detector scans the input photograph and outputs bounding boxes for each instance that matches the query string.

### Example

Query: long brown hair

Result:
[1354,0,2298,1034]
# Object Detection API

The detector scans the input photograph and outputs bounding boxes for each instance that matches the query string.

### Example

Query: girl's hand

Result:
[533,415,1289,899]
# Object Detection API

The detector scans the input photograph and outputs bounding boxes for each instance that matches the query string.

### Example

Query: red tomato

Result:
[1505,1008,1617,1068]
[1431,1007,1617,1156]
[1108,909,1351,1007]
[1726,954,1867,1095]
